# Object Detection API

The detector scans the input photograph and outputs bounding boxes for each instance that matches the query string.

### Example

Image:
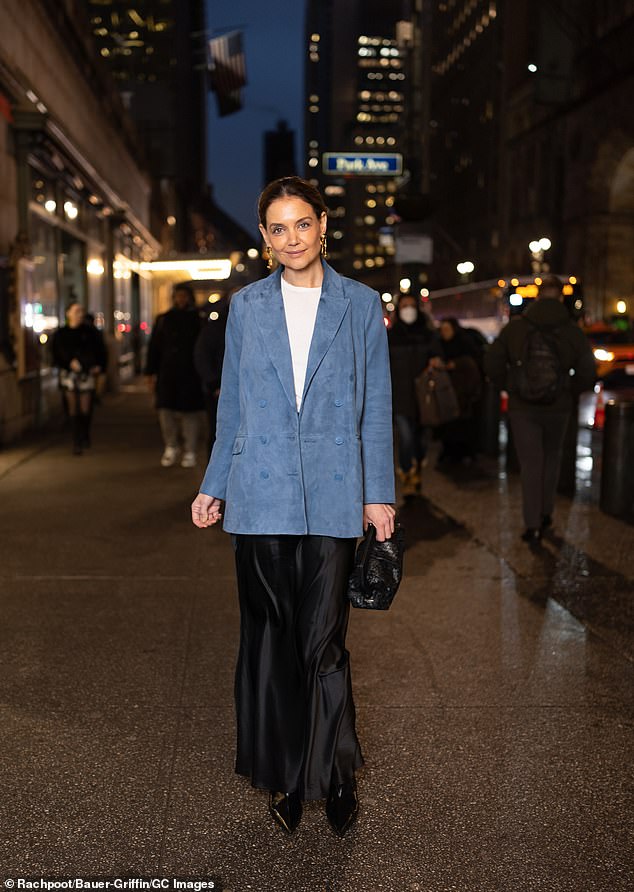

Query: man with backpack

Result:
[485,275,595,543]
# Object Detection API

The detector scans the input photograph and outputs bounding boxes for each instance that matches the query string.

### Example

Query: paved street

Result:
[1,387,633,892]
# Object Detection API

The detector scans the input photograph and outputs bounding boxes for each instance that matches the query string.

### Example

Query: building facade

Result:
[419,0,634,319]
[500,0,634,319]
[0,0,160,443]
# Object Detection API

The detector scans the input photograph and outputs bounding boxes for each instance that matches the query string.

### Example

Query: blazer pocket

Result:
[232,436,246,455]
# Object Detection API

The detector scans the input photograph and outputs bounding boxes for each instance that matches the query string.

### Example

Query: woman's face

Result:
[440,321,454,341]
[259,196,326,274]
[67,303,85,328]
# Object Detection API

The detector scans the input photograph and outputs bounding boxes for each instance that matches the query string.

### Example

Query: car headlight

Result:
[593,348,615,362]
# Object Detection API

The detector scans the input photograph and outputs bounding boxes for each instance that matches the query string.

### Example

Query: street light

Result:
[456,261,474,275]
[399,278,411,293]
[529,237,552,274]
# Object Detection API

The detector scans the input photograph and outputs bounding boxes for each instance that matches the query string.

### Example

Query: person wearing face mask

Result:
[388,294,441,495]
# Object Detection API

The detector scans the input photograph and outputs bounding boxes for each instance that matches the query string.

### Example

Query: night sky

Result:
[206,0,305,239]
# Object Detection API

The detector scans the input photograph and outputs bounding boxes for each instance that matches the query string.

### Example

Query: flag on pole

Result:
[208,31,247,116]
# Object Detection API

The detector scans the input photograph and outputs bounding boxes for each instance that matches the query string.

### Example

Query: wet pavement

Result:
[0,387,633,891]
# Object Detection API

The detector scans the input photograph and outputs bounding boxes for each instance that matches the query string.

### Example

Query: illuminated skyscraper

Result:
[304,0,409,288]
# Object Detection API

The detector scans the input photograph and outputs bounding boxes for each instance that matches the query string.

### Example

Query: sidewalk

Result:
[0,388,632,891]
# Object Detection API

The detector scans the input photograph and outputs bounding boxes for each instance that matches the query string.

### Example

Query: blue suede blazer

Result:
[199,261,395,537]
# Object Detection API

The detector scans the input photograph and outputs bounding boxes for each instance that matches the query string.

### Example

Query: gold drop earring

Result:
[266,245,274,270]
[320,233,328,258]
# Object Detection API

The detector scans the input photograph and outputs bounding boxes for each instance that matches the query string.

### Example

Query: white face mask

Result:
[399,306,418,325]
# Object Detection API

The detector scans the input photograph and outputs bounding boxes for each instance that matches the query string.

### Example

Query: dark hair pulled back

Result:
[258,176,327,228]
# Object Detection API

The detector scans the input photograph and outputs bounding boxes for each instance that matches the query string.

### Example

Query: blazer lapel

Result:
[252,269,297,411]
[302,262,350,404]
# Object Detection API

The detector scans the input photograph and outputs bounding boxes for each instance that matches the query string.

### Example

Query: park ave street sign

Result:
[323,152,403,176]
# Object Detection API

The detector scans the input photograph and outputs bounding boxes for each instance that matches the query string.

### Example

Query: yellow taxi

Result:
[584,324,634,383]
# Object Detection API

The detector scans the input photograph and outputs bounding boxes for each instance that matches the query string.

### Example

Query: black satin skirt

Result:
[233,534,363,800]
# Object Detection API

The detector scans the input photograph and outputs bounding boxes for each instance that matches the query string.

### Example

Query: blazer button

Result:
[335,436,344,445]
[334,473,343,481]
[260,435,268,444]
[260,470,269,479]
[258,399,267,407]
[334,399,343,407]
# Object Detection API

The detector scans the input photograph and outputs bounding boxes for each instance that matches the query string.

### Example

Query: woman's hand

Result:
[363,503,396,541]
[70,358,82,373]
[191,493,223,528]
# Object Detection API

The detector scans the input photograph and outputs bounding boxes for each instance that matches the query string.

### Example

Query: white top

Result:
[281,276,322,411]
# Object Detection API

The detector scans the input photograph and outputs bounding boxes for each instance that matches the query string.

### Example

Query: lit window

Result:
[365,258,375,268]
[308,157,319,168]
[364,216,376,225]
[310,94,319,102]
[366,199,377,208]
[309,105,319,113]
[353,259,363,270]
[311,33,320,42]
[354,136,363,145]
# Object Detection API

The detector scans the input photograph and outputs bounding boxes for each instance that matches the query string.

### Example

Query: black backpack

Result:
[514,319,567,405]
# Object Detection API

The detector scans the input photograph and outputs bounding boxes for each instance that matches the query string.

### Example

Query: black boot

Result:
[71,417,83,455]
[269,791,302,834]
[79,412,91,448]
[326,778,359,837]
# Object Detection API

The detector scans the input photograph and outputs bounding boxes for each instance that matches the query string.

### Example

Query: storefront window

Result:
[28,212,60,372]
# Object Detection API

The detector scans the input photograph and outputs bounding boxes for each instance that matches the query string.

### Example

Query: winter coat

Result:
[199,261,395,537]
[52,324,107,376]
[388,318,441,418]
[484,298,596,412]
[440,331,483,416]
[145,307,205,412]
[193,307,227,394]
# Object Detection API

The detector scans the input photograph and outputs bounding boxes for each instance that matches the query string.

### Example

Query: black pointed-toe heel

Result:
[269,790,302,834]
[326,778,359,837]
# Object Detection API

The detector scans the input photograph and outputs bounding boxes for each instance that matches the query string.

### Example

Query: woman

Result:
[388,294,440,495]
[434,317,482,464]
[191,177,395,837]
[52,302,107,455]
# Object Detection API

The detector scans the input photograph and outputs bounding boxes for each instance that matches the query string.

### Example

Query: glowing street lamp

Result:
[456,261,475,275]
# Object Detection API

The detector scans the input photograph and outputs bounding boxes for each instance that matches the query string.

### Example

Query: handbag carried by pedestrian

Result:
[415,367,460,426]
[347,522,404,610]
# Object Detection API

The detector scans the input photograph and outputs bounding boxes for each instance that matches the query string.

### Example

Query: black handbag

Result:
[347,522,404,610]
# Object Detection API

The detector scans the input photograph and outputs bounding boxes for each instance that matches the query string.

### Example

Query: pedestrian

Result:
[484,275,596,543]
[83,311,108,406]
[388,294,440,495]
[433,317,482,464]
[193,294,230,458]
[51,302,107,455]
[145,284,205,468]
[191,176,395,837]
